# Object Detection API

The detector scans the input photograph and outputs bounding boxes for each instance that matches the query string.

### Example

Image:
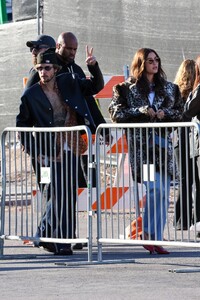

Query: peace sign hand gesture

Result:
[85,45,96,66]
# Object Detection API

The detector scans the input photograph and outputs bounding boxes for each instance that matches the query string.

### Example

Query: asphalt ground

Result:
[1,129,200,299]
[0,240,200,300]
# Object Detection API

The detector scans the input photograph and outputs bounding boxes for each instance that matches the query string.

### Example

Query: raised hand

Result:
[85,45,96,65]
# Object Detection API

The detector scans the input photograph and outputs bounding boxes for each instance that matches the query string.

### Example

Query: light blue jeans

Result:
[143,171,170,241]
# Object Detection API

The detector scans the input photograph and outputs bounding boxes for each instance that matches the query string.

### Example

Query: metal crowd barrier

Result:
[95,122,200,262]
[0,126,93,261]
[1,122,200,263]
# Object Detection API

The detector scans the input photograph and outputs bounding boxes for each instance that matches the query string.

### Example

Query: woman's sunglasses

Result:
[146,57,160,64]
[30,45,49,52]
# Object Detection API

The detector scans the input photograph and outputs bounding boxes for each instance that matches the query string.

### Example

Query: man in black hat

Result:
[25,34,56,88]
[24,35,58,244]
[24,33,110,250]
[16,48,104,255]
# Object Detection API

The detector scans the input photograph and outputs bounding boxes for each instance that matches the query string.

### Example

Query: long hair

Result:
[174,59,196,101]
[193,55,200,91]
[130,48,167,95]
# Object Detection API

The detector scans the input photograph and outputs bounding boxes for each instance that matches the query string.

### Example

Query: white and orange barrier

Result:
[78,130,146,211]
[95,75,125,99]
[77,185,146,212]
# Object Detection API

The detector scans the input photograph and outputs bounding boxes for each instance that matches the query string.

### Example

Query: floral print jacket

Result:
[108,79,184,178]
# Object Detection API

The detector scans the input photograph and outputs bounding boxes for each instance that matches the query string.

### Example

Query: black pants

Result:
[79,154,96,187]
[35,152,84,250]
[174,128,200,228]
[52,153,76,240]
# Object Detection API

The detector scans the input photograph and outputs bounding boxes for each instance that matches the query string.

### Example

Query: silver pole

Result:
[37,0,40,35]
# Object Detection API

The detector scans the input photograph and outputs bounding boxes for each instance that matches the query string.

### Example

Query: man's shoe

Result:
[55,248,73,255]
[42,243,57,253]
[73,243,83,250]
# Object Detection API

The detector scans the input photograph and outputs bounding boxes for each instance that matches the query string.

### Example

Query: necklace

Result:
[149,83,155,92]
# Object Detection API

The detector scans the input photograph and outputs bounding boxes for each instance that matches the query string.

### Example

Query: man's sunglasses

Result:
[30,45,49,52]
[36,66,53,72]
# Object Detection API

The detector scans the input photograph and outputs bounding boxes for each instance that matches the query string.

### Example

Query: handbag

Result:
[126,216,143,240]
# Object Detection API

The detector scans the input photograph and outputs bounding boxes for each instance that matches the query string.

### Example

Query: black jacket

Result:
[16,64,104,155]
[25,56,107,133]
[184,85,200,157]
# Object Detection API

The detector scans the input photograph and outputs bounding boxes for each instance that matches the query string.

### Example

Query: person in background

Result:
[56,32,86,76]
[25,34,56,89]
[56,31,110,183]
[173,59,197,230]
[56,32,111,248]
[109,48,183,254]
[183,55,200,236]
[16,48,104,255]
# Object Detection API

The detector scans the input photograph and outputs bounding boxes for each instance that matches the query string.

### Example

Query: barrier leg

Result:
[0,238,4,256]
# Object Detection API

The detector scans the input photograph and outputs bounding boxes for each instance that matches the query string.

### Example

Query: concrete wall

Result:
[0,0,200,136]
[12,0,37,21]
[0,19,38,137]
[44,0,200,79]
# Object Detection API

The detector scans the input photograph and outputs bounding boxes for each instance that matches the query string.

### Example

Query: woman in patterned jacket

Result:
[109,48,183,254]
